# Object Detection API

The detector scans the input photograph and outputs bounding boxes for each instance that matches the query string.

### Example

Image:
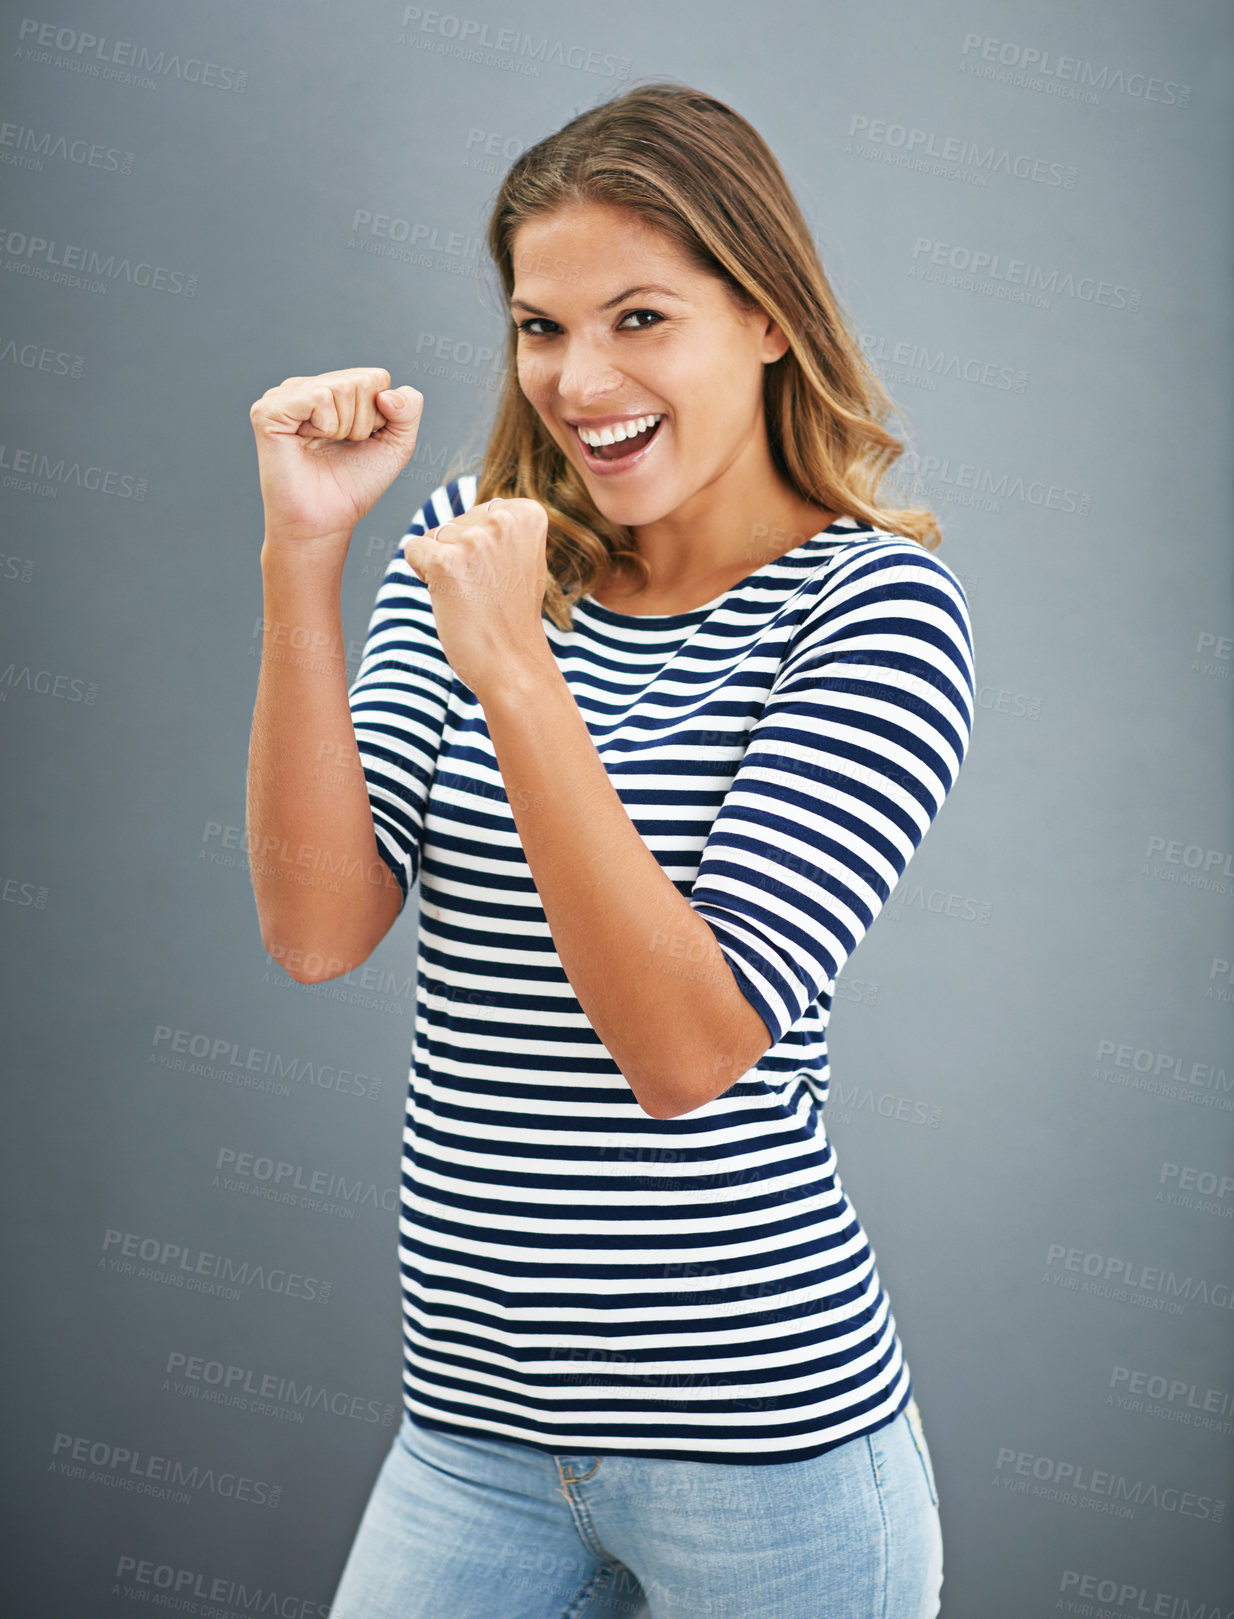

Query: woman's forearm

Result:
[246,536,403,981]
[480,649,771,1119]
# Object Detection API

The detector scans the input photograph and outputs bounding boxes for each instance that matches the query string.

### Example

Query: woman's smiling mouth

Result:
[572,413,665,471]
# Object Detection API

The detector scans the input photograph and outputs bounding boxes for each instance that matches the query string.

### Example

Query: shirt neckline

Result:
[575,517,862,626]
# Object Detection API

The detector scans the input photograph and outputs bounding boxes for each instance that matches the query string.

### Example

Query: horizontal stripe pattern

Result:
[347,473,975,1463]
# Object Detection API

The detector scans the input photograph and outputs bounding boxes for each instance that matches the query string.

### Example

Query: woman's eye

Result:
[514,310,663,337]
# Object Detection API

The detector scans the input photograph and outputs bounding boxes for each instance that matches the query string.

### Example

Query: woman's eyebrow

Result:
[509,283,685,316]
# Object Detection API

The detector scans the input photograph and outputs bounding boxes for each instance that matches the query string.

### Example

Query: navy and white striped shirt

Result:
[347,472,974,1464]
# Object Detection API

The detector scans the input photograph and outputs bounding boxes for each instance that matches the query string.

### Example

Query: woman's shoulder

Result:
[810,523,971,613]
[366,473,483,606]
[403,471,481,536]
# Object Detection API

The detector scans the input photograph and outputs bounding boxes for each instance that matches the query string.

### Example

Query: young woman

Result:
[248,81,973,1619]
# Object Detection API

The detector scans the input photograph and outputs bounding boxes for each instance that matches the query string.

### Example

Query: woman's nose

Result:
[555,340,624,407]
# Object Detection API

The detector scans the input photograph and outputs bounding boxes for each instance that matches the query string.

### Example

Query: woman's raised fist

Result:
[249,367,424,547]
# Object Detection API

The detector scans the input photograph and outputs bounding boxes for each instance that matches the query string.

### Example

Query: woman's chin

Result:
[585,484,675,530]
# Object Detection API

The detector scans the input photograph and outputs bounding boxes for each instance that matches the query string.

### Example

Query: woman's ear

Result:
[761,318,792,365]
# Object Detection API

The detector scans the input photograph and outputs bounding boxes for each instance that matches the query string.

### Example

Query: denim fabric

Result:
[330,1400,943,1618]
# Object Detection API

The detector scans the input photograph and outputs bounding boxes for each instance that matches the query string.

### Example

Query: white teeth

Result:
[576,413,662,448]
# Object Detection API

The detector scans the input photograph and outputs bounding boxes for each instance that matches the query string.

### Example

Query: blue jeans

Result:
[329,1400,943,1618]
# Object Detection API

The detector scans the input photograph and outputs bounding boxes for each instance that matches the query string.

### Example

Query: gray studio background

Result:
[2,1,1232,1614]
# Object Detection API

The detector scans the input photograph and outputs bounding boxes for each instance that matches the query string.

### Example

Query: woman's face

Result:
[510,201,789,531]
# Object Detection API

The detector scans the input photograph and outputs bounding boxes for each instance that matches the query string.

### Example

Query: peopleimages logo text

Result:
[995,1448,1223,1521]
[1045,1243,1234,1312]
[113,1557,329,1616]
[52,1433,280,1507]
[101,1229,332,1303]
[16,19,248,91]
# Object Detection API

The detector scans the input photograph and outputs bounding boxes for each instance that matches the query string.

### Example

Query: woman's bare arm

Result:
[244,368,425,981]
[246,536,403,983]
[480,650,773,1121]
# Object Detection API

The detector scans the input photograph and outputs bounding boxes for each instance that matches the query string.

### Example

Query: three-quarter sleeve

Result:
[346,479,471,906]
[689,539,975,1048]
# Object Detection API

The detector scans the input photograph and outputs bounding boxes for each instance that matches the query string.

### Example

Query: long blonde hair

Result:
[440,79,940,633]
